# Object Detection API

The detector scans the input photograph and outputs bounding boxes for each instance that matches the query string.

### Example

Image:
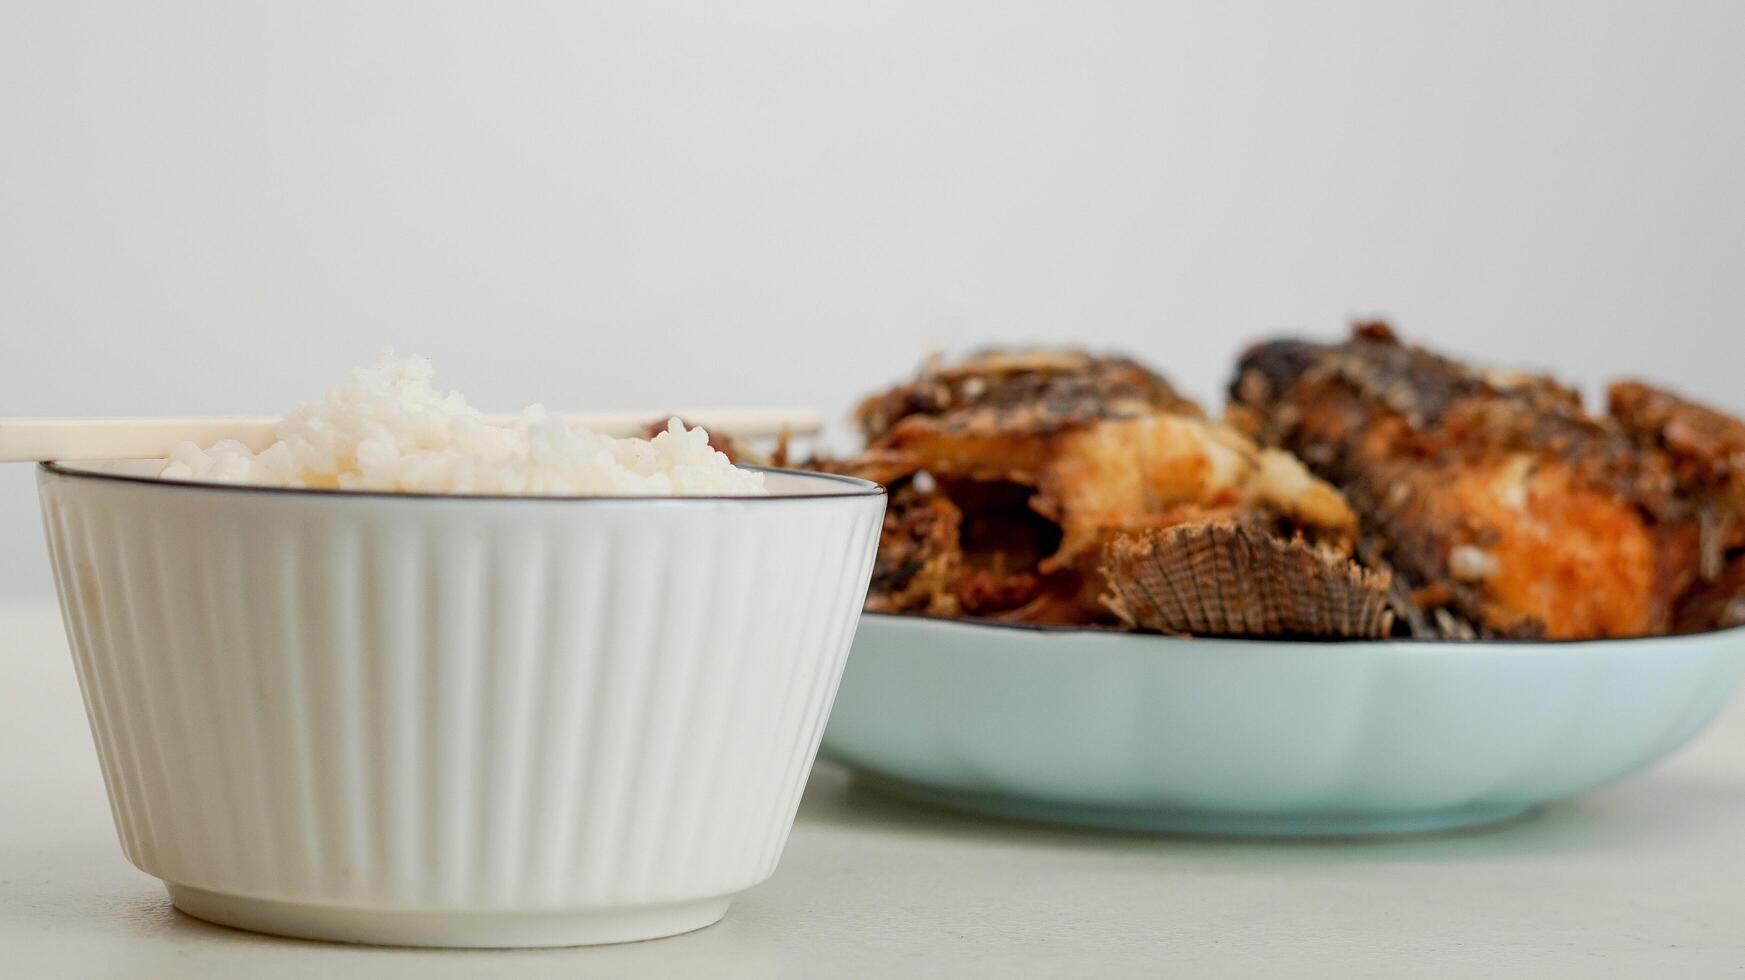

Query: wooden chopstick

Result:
[0,410,823,463]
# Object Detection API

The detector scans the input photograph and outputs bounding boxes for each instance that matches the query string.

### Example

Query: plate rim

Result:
[859,609,1745,655]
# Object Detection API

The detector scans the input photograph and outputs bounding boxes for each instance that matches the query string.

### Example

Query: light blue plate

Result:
[820,614,1745,836]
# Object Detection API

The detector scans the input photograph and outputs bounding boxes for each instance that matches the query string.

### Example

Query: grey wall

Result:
[4,1,1743,596]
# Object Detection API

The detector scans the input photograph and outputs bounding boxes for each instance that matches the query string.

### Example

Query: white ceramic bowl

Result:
[38,460,884,947]
[821,613,1745,836]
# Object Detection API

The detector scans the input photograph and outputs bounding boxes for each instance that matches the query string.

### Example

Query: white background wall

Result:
[3,1,1742,597]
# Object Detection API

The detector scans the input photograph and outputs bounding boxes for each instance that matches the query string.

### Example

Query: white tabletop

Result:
[4,596,1743,979]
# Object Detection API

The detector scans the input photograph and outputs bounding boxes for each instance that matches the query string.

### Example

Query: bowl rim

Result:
[38,460,885,503]
[860,609,1745,650]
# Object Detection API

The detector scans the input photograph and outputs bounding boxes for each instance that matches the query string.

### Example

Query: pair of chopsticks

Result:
[0,410,822,463]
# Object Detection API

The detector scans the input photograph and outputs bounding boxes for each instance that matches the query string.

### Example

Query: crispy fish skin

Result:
[1230,324,1745,639]
[1101,522,1395,639]
[855,349,1201,443]
[860,479,965,618]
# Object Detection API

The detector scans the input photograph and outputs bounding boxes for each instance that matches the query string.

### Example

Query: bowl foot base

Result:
[166,884,732,948]
[860,775,1536,837]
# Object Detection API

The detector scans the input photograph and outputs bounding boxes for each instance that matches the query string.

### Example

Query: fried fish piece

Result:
[1039,414,1356,571]
[836,348,1361,627]
[1607,380,1745,631]
[1609,380,1745,574]
[1675,554,1745,634]
[1232,323,1745,638]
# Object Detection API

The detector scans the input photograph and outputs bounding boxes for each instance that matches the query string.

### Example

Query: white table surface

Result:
[4,596,1744,979]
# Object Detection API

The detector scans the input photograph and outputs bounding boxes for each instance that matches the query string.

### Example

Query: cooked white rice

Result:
[158,355,768,496]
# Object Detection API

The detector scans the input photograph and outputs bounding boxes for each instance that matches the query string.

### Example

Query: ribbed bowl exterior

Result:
[39,466,882,917]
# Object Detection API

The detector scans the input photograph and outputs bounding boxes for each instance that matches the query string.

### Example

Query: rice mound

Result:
[158,355,768,496]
